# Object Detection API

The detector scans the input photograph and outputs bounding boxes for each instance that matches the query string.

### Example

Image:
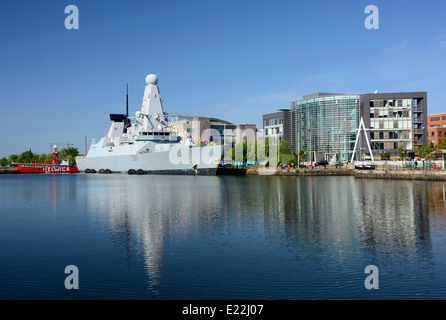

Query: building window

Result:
[440,132,443,137]
[431,132,435,137]
[431,117,440,121]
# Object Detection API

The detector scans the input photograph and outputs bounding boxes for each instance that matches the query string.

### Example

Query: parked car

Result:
[315,160,329,166]
[333,161,344,166]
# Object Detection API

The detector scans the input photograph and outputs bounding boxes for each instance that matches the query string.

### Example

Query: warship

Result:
[76,74,222,175]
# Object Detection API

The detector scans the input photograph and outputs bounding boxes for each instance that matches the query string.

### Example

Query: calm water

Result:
[1,174,446,300]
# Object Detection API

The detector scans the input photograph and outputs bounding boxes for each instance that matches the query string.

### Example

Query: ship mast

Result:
[126,83,129,117]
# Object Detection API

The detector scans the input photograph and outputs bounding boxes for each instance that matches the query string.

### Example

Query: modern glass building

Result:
[360,92,427,159]
[291,93,360,162]
[264,92,427,162]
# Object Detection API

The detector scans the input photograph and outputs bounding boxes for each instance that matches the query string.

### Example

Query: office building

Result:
[360,92,427,159]
[169,114,257,147]
[263,109,292,144]
[264,91,428,162]
[291,93,361,162]
[427,113,446,145]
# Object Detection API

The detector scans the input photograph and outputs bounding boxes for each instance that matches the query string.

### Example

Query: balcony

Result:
[413,128,424,135]
[413,117,424,124]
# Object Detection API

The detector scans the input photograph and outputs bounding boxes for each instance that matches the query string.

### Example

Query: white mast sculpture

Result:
[351,117,374,162]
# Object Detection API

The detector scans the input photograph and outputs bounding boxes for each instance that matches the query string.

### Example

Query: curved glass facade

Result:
[291,94,360,162]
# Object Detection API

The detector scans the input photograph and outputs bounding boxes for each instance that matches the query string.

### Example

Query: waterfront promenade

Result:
[3,164,446,181]
[246,164,446,181]
[0,167,18,174]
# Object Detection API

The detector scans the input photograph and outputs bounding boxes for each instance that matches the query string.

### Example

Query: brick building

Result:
[428,113,446,145]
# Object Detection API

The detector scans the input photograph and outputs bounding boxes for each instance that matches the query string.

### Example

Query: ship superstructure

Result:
[76,74,222,174]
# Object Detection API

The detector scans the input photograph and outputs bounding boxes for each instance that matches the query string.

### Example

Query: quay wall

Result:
[354,169,446,181]
[247,167,446,181]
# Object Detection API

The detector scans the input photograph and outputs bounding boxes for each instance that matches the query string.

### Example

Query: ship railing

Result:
[12,162,71,167]
[354,160,445,170]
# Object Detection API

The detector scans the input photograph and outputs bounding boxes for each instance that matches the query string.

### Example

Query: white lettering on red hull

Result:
[44,166,72,173]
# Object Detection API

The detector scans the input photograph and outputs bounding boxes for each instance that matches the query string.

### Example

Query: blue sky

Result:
[1,0,446,157]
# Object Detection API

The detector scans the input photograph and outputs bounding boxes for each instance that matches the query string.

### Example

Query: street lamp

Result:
[327,129,330,162]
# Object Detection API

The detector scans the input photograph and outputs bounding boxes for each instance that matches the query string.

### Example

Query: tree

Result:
[17,150,34,163]
[256,139,268,164]
[264,137,270,157]
[379,150,388,160]
[278,140,295,165]
[436,138,446,150]
[398,145,408,160]
[247,140,257,163]
[417,141,436,159]
[279,140,292,155]
[0,157,7,166]
[8,154,18,165]
[279,154,297,166]
[58,147,79,160]
[66,155,77,166]
[39,154,47,163]
[31,153,40,162]
[296,149,308,164]
[45,154,53,163]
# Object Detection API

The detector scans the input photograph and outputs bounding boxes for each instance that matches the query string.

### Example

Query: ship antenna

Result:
[126,83,129,117]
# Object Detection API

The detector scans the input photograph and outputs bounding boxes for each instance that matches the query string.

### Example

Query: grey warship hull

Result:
[76,143,222,175]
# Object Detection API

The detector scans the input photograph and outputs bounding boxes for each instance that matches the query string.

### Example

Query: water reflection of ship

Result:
[94,178,167,290]
[86,175,223,292]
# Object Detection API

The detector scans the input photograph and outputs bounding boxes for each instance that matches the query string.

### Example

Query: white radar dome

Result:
[135,111,141,118]
[145,74,158,85]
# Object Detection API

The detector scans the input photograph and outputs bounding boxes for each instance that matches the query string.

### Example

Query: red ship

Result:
[16,146,79,174]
